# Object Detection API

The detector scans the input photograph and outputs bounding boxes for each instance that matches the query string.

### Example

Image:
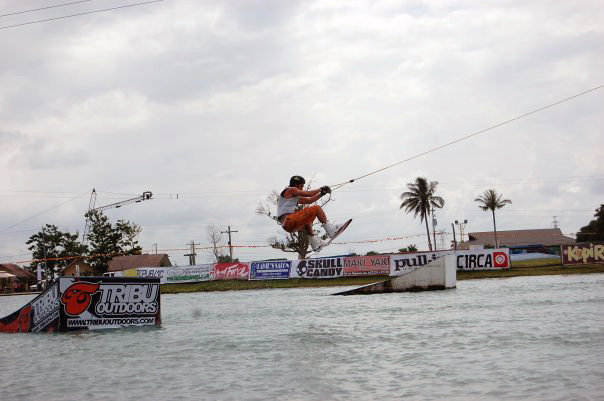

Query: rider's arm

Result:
[286,187,321,198]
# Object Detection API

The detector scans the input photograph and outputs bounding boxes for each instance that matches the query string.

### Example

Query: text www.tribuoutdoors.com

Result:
[67,317,155,327]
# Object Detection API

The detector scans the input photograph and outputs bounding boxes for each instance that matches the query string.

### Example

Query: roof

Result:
[0,264,36,280]
[107,254,172,272]
[60,259,94,274]
[463,228,575,248]
[59,258,94,275]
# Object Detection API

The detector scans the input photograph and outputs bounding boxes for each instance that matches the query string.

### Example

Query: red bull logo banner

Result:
[343,255,390,276]
[291,257,345,279]
[211,263,250,280]
[562,242,604,265]
[58,277,161,331]
[0,283,60,333]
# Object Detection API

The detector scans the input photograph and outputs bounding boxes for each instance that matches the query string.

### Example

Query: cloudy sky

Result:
[1,0,602,266]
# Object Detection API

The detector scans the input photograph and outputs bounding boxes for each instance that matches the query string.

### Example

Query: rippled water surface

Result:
[1,274,603,401]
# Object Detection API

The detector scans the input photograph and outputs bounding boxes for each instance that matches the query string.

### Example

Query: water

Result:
[1,274,603,401]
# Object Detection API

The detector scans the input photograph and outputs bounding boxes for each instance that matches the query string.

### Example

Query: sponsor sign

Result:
[58,277,160,331]
[291,257,344,279]
[30,283,60,333]
[456,249,510,270]
[343,255,390,276]
[211,263,250,280]
[562,242,604,265]
[390,251,451,276]
[250,261,291,280]
[166,265,212,283]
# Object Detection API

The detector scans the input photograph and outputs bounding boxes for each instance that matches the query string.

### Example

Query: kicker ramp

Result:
[333,254,456,295]
[0,276,160,333]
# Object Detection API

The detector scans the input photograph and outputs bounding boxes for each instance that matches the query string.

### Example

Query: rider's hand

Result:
[320,186,331,196]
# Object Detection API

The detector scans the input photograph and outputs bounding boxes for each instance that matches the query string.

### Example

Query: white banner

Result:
[455,249,510,270]
[121,265,213,284]
[390,251,452,276]
[291,257,345,279]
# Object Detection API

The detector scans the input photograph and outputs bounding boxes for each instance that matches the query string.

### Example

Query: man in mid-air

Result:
[277,175,346,251]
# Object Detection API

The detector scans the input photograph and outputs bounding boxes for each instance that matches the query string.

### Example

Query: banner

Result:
[58,277,161,331]
[211,263,250,280]
[250,261,291,280]
[562,242,604,265]
[166,265,212,283]
[390,251,451,276]
[455,249,510,270]
[291,257,345,279]
[343,255,390,276]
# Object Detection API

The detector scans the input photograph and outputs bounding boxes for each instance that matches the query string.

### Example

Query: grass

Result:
[160,263,604,294]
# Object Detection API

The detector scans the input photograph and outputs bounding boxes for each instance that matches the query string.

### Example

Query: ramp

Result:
[333,254,456,295]
[0,276,160,333]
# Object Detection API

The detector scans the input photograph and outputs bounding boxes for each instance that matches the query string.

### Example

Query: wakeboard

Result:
[310,219,352,255]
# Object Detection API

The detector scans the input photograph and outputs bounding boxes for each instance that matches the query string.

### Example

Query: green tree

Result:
[365,251,380,256]
[398,244,418,252]
[474,189,512,248]
[576,204,604,242]
[400,177,444,251]
[256,189,322,260]
[86,210,142,273]
[26,224,87,277]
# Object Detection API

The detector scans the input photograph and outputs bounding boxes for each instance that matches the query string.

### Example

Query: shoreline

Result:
[160,263,604,294]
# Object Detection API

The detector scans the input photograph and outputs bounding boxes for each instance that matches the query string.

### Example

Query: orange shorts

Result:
[282,205,321,232]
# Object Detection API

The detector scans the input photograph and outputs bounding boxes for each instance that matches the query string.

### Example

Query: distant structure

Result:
[107,254,172,273]
[460,228,575,251]
[59,259,94,277]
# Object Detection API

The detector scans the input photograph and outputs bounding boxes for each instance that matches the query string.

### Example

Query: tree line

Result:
[26,210,142,278]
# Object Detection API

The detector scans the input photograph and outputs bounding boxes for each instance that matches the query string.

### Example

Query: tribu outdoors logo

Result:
[61,282,100,316]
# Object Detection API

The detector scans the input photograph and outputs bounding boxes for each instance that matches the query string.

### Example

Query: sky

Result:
[0,0,603,266]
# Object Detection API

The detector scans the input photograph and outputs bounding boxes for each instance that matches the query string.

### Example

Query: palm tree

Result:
[400,177,444,251]
[474,189,512,248]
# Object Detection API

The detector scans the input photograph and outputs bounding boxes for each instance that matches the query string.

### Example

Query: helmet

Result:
[289,175,305,187]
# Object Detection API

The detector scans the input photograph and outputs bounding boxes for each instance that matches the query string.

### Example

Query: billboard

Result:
[390,251,451,276]
[250,261,291,280]
[291,257,345,279]
[455,249,510,270]
[343,255,390,276]
[58,277,161,331]
[562,242,604,265]
[211,263,250,280]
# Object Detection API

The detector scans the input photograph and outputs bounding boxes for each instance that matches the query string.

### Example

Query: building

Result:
[60,259,94,277]
[0,264,36,293]
[461,228,575,253]
[107,254,172,272]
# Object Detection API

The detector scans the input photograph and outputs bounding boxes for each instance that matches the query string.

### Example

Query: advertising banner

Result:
[250,260,291,280]
[0,283,60,333]
[166,265,212,283]
[562,242,604,265]
[123,267,166,281]
[58,277,161,331]
[30,283,60,333]
[455,249,510,270]
[291,257,345,279]
[211,263,250,280]
[343,255,390,276]
[390,251,451,276]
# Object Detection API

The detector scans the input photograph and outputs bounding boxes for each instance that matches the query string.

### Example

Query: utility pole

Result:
[552,216,559,229]
[152,243,158,254]
[221,226,238,262]
[184,240,200,266]
[455,219,468,247]
[452,223,458,250]
[431,207,437,251]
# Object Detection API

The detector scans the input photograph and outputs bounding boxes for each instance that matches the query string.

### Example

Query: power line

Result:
[0,0,164,30]
[0,0,96,18]
[330,84,604,189]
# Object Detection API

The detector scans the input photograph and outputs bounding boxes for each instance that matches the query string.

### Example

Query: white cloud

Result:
[0,0,603,265]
